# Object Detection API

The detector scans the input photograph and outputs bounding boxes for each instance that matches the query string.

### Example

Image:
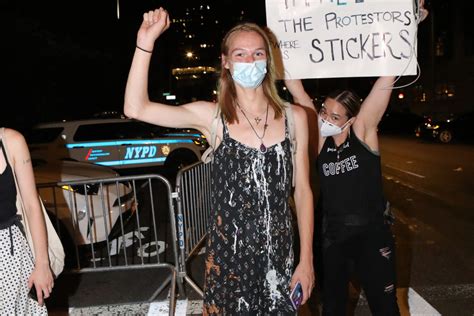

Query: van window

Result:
[73,122,165,141]
[27,127,64,144]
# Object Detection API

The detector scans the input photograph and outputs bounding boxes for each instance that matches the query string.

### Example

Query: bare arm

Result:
[290,105,315,303]
[7,129,54,305]
[353,76,395,151]
[124,8,214,135]
[284,79,316,114]
[285,79,321,159]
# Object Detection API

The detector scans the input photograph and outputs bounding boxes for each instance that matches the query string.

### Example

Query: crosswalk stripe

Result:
[147,299,195,315]
[356,288,441,315]
[147,299,202,315]
[407,287,441,315]
[147,300,169,315]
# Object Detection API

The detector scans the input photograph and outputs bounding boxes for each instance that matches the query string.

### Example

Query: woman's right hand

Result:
[137,7,171,52]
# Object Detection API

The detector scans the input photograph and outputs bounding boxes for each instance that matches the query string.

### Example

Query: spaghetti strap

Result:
[221,115,229,138]
[0,141,9,166]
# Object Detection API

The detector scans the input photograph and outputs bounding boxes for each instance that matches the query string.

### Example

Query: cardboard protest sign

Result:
[265,0,419,79]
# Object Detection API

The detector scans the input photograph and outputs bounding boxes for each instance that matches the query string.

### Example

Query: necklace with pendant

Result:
[237,102,269,153]
[241,106,267,125]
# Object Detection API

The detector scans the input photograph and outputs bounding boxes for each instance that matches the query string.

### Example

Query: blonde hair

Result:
[217,23,285,124]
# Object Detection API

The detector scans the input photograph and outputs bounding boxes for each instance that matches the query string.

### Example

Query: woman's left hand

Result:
[28,262,54,306]
[290,260,315,305]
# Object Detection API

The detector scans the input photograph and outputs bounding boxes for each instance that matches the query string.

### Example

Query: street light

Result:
[186,51,194,59]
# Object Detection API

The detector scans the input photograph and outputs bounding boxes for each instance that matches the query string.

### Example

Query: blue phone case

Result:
[290,282,303,310]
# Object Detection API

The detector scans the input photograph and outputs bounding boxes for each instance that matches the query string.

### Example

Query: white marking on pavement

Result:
[385,164,426,178]
[453,167,463,172]
[175,299,188,315]
[407,287,441,315]
[383,174,440,200]
[147,301,168,315]
[358,287,441,315]
[69,303,149,315]
[148,299,189,315]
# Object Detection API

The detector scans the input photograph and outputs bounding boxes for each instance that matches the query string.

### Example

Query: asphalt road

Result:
[378,135,474,315]
[48,135,474,315]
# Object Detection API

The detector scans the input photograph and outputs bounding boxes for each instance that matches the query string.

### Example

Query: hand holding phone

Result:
[289,281,303,310]
[29,285,38,302]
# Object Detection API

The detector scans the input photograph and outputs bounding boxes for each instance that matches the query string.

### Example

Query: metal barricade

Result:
[37,174,178,315]
[174,162,212,297]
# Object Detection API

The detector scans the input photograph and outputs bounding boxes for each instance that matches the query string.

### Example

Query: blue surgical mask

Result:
[231,60,267,89]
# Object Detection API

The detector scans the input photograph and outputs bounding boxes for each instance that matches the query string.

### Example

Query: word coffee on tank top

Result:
[322,154,359,176]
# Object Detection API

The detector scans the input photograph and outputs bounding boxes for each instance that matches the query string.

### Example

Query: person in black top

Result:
[286,76,400,315]
[0,128,54,313]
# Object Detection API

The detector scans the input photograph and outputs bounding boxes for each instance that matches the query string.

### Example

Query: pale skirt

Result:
[0,224,48,315]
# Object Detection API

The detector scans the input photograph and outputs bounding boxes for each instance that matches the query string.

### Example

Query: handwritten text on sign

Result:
[265,0,418,79]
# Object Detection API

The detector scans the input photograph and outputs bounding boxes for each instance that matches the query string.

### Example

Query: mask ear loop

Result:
[382,0,426,91]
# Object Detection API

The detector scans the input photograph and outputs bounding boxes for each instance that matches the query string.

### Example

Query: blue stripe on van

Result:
[95,157,167,166]
[66,139,193,148]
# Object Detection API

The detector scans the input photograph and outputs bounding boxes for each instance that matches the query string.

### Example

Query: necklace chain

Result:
[336,139,349,161]
[237,102,269,153]
[242,106,266,125]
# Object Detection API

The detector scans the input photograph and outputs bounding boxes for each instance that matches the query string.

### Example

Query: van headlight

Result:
[193,137,208,147]
[61,184,100,195]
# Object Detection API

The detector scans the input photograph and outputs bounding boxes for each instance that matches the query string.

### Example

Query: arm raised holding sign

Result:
[351,76,395,152]
[286,75,400,315]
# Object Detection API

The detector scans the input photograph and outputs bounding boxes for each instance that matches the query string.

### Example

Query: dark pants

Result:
[321,226,400,316]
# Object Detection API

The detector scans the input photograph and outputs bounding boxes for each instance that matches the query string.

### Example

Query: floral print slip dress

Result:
[203,115,296,315]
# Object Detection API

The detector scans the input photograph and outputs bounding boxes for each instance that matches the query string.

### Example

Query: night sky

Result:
[8,0,269,132]
[8,0,450,133]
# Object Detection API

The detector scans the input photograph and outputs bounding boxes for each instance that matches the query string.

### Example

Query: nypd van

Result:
[27,117,207,174]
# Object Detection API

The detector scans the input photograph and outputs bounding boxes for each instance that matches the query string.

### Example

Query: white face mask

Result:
[231,60,267,89]
[318,117,351,137]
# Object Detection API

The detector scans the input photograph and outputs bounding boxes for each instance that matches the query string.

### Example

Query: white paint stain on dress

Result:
[265,269,284,309]
[232,222,239,254]
[226,181,236,207]
[274,143,287,184]
[237,297,250,312]
[284,245,294,276]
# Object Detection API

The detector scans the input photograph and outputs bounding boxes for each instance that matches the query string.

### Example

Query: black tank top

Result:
[317,128,385,229]
[0,140,18,222]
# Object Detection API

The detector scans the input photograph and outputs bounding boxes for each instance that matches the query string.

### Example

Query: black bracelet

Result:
[136,45,153,54]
